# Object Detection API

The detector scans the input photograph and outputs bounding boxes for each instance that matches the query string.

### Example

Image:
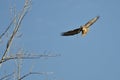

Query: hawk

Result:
[61,16,99,36]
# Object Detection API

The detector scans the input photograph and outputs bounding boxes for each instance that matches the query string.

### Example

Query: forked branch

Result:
[0,0,31,64]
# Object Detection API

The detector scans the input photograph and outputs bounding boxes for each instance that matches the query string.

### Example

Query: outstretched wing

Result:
[84,16,99,28]
[61,27,82,36]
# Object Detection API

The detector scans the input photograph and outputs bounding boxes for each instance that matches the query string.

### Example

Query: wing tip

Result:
[96,16,100,19]
[61,32,65,36]
[61,32,70,36]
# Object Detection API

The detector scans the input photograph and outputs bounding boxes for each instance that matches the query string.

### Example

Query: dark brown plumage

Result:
[61,16,99,36]
[61,27,82,36]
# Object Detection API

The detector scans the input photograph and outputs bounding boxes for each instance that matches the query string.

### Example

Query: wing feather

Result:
[61,27,82,36]
[84,16,99,28]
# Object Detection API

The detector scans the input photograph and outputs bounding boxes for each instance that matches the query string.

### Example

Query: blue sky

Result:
[0,0,120,80]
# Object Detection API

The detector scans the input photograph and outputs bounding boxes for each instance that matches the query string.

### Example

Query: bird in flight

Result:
[61,16,99,36]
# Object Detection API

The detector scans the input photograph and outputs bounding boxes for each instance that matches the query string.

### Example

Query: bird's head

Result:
[81,27,89,36]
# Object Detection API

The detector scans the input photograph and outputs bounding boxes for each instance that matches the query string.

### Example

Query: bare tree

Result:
[0,0,31,64]
[0,0,59,80]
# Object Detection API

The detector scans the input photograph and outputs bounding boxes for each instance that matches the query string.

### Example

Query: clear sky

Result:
[0,0,120,80]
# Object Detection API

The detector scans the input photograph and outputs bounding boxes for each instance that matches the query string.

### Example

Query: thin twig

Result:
[0,72,14,80]
[0,18,15,39]
[0,54,60,63]
[19,72,53,80]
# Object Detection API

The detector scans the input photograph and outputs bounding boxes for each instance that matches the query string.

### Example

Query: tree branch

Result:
[0,54,60,64]
[0,17,15,40]
[19,72,54,80]
[0,0,31,64]
[0,72,14,80]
